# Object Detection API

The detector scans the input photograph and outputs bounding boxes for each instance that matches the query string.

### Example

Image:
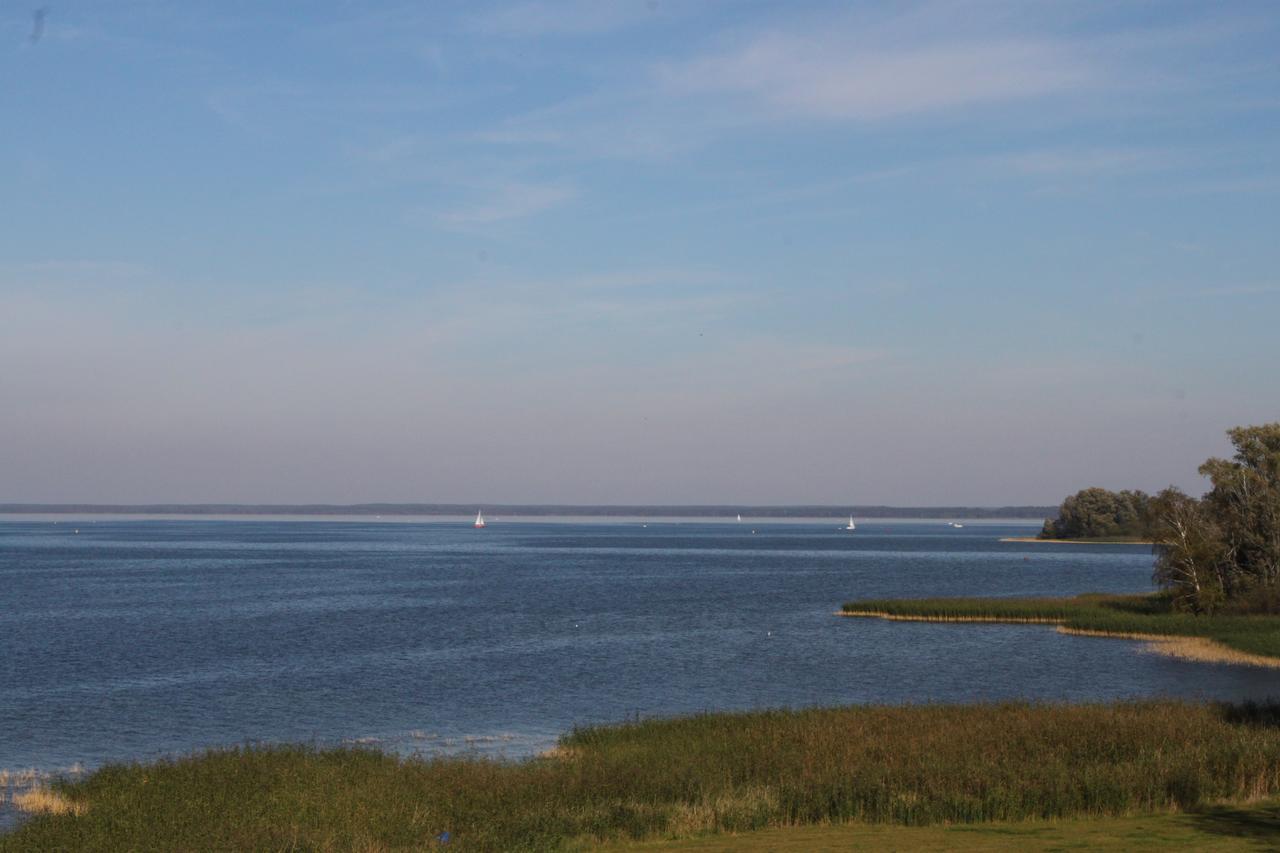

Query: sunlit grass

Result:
[7,700,1280,850]
[12,786,86,817]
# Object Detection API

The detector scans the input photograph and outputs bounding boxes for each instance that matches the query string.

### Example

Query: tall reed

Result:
[6,700,1280,851]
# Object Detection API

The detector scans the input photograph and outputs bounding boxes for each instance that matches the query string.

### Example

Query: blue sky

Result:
[2,1,1278,505]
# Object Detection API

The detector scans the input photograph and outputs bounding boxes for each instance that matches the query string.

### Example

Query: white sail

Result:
[474,510,485,528]
[846,516,856,530]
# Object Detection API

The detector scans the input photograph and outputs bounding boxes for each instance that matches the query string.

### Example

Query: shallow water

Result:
[2,517,1276,825]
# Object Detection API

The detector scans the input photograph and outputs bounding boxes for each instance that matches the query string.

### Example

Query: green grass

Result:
[602,801,1280,851]
[1016,535,1154,544]
[842,593,1280,659]
[9,700,1280,851]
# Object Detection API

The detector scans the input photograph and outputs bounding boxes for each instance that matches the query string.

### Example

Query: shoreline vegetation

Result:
[1002,536,1153,544]
[840,593,1280,668]
[9,700,1280,851]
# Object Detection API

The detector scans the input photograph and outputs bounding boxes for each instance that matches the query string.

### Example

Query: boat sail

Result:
[845,516,857,531]
[474,510,486,529]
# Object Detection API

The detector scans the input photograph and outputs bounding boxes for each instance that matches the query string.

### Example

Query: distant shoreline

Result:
[0,503,1056,520]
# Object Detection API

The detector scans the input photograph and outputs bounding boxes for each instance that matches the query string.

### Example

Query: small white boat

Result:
[845,516,857,531]
[737,513,742,522]
[474,510,486,529]
[951,522,964,528]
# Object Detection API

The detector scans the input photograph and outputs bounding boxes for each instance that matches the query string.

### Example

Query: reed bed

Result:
[6,700,1280,851]
[11,787,86,817]
[841,593,1280,662]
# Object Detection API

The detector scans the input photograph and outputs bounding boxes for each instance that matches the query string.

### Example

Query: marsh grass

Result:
[1003,536,1154,544]
[12,786,86,817]
[842,593,1280,662]
[7,701,1280,851]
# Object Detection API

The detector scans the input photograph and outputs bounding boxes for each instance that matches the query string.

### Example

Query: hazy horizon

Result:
[3,2,1277,506]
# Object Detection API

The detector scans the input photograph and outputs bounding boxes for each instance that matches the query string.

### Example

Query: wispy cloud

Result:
[433,182,576,225]
[660,31,1096,121]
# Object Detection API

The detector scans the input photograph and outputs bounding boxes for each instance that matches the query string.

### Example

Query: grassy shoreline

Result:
[840,593,1280,666]
[1000,536,1154,544]
[601,804,1280,851]
[8,700,1280,850]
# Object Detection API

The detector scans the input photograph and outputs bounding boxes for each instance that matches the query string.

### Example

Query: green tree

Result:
[1151,423,1280,613]
[1198,424,1280,599]
[1149,487,1227,613]
[1039,488,1150,539]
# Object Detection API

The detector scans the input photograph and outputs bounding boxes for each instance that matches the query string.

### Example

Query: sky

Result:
[1,0,1278,506]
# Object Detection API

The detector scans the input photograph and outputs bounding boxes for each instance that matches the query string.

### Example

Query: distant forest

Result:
[0,503,1056,519]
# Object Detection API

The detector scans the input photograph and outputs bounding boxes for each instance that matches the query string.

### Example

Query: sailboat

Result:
[845,516,857,531]
[474,510,486,529]
[737,514,742,522]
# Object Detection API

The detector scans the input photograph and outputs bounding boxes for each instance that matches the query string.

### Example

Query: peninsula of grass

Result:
[8,700,1280,851]
[841,593,1280,665]
[1001,536,1154,544]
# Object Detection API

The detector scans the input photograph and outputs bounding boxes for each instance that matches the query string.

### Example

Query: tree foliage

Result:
[1039,487,1151,540]
[1151,423,1280,614]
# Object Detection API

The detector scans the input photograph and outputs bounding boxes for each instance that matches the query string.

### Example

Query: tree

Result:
[1039,487,1150,539]
[1149,487,1227,613]
[1150,423,1280,613]
[1198,424,1280,597]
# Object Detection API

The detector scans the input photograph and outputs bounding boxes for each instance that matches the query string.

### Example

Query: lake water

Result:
[3,517,1277,826]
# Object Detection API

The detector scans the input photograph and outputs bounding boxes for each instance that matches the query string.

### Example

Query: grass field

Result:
[8,700,1280,851]
[841,593,1280,662]
[601,801,1280,851]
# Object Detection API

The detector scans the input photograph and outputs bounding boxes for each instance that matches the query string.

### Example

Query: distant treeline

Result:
[1039,488,1152,540]
[0,503,1057,519]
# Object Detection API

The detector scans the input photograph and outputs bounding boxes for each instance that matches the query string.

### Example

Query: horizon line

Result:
[0,502,1058,518]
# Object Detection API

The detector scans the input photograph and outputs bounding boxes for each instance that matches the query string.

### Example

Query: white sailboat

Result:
[737,513,742,522]
[474,510,486,529]
[845,516,857,531]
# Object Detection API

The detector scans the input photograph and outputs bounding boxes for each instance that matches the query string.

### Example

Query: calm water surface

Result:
[3,517,1277,823]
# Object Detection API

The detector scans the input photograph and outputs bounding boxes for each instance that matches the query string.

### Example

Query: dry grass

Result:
[12,786,87,817]
[538,746,580,760]
[839,611,1063,624]
[1136,635,1280,669]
